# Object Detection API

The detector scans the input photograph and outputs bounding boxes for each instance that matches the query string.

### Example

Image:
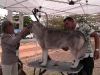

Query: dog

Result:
[30,21,87,68]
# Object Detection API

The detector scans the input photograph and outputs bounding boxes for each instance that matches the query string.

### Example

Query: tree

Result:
[12,14,31,28]
[42,15,65,30]
[0,14,31,33]
[0,15,3,33]
[70,14,100,30]
[13,14,19,29]
[23,15,31,27]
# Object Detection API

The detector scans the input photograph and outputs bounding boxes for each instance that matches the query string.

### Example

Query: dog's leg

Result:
[40,49,48,66]
[70,52,80,68]
[71,41,87,68]
[71,46,86,68]
[39,54,44,64]
[71,59,80,68]
[70,48,80,68]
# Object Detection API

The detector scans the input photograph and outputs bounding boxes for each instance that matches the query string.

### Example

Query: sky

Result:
[0,8,7,16]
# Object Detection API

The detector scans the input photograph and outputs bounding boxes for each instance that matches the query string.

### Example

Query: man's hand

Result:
[62,47,69,51]
[94,50,99,60]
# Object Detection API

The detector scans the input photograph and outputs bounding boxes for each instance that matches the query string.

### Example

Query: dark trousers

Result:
[78,56,94,75]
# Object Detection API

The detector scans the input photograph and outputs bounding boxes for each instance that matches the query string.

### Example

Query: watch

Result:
[95,49,99,51]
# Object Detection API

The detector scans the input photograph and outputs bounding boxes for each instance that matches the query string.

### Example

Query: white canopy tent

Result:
[0,0,100,15]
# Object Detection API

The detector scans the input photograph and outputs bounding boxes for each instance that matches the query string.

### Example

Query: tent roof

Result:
[0,0,100,15]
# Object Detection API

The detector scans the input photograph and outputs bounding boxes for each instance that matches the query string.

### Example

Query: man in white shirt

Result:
[63,17,99,75]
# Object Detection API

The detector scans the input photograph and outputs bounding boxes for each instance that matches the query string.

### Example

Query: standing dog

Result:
[30,21,87,68]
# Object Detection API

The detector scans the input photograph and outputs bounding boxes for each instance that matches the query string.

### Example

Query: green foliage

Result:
[23,15,31,27]
[0,13,100,34]
[13,14,19,28]
[0,14,31,33]
[47,16,65,30]
[12,14,31,28]
[70,14,100,30]
[70,15,88,24]
[0,15,7,33]
[46,14,100,31]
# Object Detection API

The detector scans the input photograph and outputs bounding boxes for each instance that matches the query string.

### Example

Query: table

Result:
[28,60,83,75]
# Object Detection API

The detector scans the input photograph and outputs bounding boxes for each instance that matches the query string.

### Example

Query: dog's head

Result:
[28,21,38,32]
[28,21,44,33]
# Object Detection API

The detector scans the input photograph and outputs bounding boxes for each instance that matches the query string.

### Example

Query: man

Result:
[63,17,99,75]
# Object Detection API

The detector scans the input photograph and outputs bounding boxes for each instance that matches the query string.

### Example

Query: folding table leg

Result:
[39,69,47,75]
[67,73,78,75]
[60,72,64,75]
[33,68,36,75]
[39,69,41,74]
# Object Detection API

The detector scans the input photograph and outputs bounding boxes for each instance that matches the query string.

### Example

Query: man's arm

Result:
[90,31,99,60]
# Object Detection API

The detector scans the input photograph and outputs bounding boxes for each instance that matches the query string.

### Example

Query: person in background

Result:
[62,17,99,75]
[1,20,29,75]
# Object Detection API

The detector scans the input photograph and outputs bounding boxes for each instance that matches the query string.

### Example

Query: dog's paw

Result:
[40,63,46,67]
[71,62,74,65]
[39,59,43,64]
[70,65,77,68]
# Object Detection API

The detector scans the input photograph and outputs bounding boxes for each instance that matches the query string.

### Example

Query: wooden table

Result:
[28,60,83,75]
